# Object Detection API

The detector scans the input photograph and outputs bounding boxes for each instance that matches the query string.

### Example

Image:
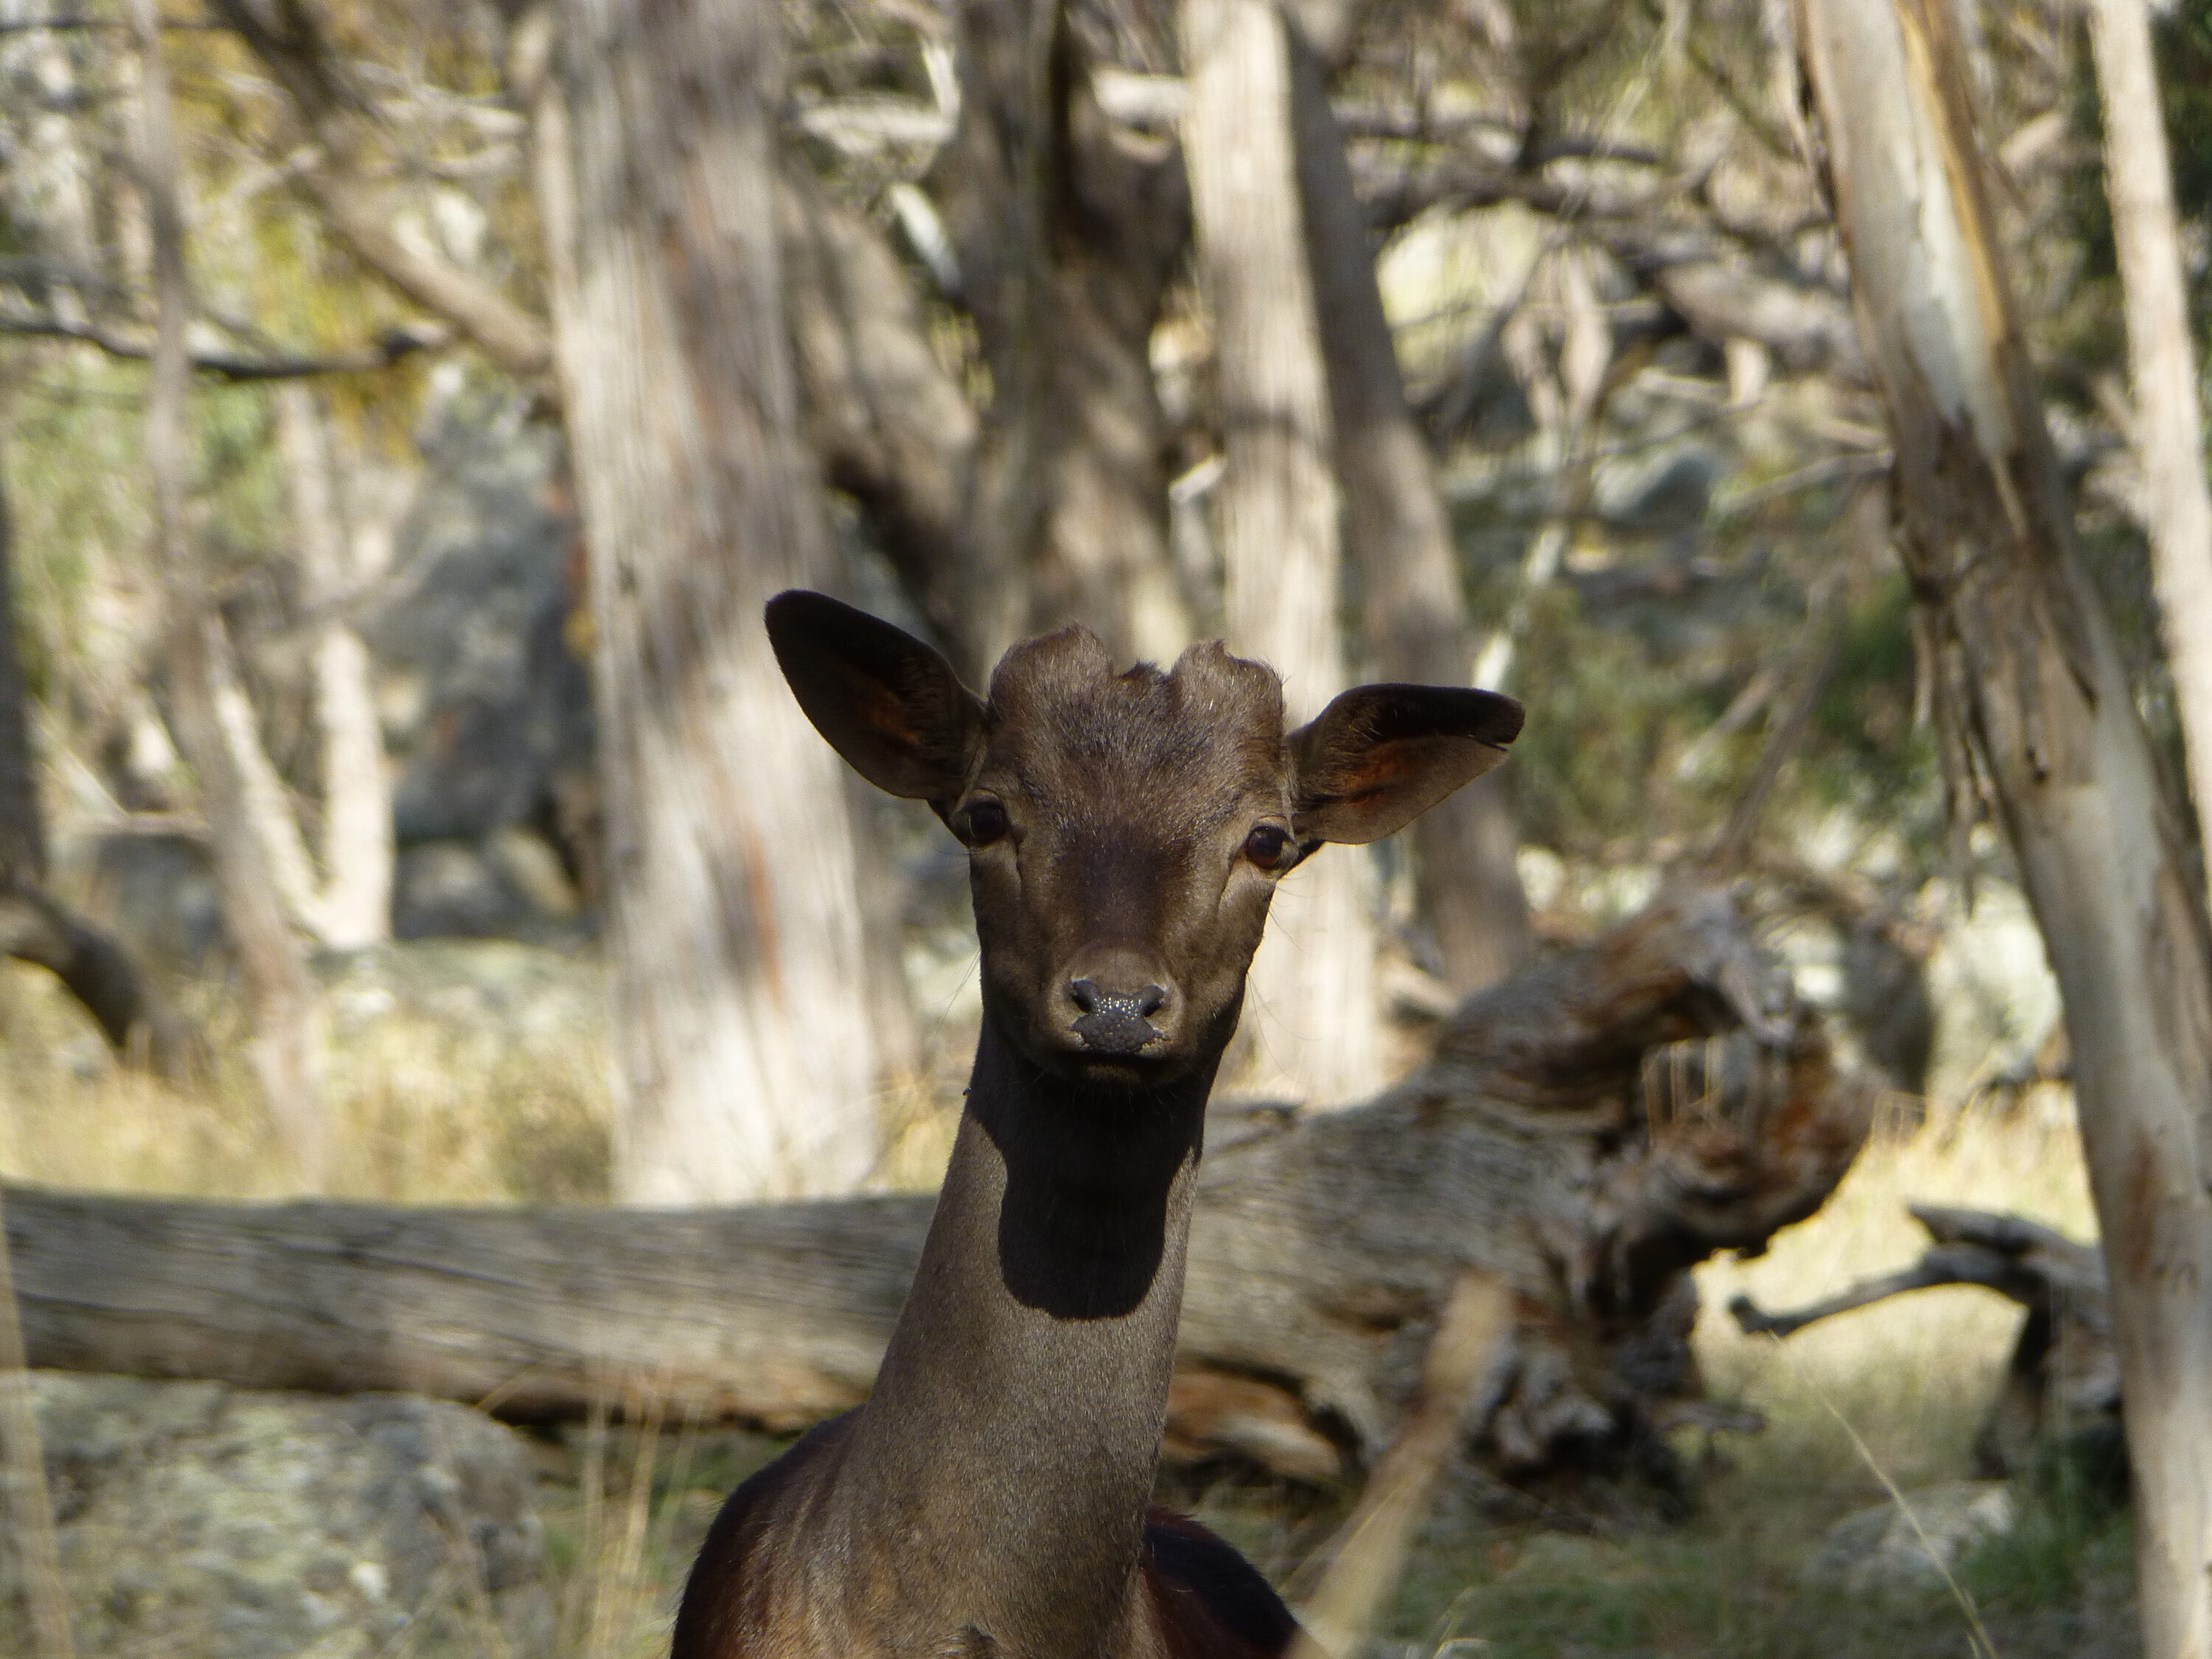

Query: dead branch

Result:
[0,310,443,380]
[1731,1203,2118,1478]
[201,0,554,379]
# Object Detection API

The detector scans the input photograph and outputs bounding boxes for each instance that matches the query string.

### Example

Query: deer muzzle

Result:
[1067,977,1168,1055]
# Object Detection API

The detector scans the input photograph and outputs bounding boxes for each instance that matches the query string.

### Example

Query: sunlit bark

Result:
[1183,0,1382,1105]
[544,0,884,1200]
[1286,29,1532,992]
[2085,0,2212,898]
[1798,4,2212,1652]
[274,384,393,950]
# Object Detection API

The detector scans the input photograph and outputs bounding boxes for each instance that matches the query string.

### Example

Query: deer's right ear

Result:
[765,591,986,807]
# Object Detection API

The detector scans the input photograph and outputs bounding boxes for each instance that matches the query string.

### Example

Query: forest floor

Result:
[0,957,2135,1658]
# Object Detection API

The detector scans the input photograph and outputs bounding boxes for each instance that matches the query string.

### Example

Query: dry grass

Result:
[1352,1094,2130,1659]
[1697,1088,2096,1492]
[0,954,613,1204]
[0,953,2132,1658]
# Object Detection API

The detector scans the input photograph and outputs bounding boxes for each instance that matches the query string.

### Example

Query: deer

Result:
[669,591,1523,1658]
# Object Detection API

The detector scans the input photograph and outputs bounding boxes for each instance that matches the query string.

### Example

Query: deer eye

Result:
[958,799,1009,848]
[1244,824,1295,871]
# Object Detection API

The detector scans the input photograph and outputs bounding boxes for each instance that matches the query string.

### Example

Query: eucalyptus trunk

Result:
[938,0,1192,669]
[2085,0,2212,894]
[543,0,882,1200]
[1182,0,1382,1105]
[274,383,393,950]
[1286,29,1531,992]
[129,0,325,1180]
[1798,4,2212,1652]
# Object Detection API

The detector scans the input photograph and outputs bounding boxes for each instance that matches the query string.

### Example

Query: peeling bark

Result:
[2085,0,2212,891]
[1798,3,2212,1651]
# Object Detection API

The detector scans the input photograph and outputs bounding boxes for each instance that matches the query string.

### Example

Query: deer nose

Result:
[1067,977,1169,1054]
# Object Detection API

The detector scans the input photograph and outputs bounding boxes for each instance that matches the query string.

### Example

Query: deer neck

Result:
[831,1006,1217,1652]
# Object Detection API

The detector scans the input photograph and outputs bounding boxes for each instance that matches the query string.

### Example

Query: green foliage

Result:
[1809,572,1944,836]
[1367,1475,2135,1659]
[1511,584,1677,853]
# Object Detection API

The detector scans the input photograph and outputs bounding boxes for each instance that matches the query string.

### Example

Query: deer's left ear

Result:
[1288,684,1524,846]
[765,590,986,810]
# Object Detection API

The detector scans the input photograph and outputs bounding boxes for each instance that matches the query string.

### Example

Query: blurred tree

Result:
[1183,0,1383,1105]
[1287,27,1533,994]
[183,388,399,959]
[1798,2,2212,1652]
[540,0,888,1200]
[203,0,553,379]
[2086,0,2212,893]
[271,383,394,950]
[128,0,329,1187]
[936,0,1192,667]
[776,166,983,672]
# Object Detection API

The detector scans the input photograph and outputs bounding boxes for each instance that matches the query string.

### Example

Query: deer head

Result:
[767,591,1523,1088]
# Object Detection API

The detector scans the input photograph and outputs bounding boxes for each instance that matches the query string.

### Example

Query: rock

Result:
[361,417,596,876]
[0,1374,552,1659]
[393,830,585,943]
[320,936,607,1062]
[50,824,223,968]
[1803,1479,2017,1593]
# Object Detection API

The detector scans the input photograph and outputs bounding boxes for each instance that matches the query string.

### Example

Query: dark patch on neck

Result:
[970,1012,1212,1319]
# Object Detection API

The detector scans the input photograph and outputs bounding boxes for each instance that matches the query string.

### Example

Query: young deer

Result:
[671,592,1522,1658]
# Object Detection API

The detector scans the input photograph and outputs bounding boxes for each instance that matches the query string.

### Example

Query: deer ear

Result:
[765,591,986,807]
[1288,684,1525,846]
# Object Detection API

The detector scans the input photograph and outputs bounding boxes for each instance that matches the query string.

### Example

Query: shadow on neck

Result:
[967,1007,1218,1321]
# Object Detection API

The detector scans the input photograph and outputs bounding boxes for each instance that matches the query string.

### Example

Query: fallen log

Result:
[7,886,1869,1490]
[1731,1204,2120,1481]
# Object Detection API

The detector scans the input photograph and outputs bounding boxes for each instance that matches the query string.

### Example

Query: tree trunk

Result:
[274,383,393,950]
[1797,4,2212,1652]
[1285,29,1533,994]
[204,622,322,929]
[5,888,1868,1493]
[128,0,327,1181]
[776,167,982,673]
[543,0,883,1202]
[2086,0,2212,891]
[936,0,1192,669]
[754,179,933,1099]
[1183,0,1382,1105]
[0,442,44,891]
